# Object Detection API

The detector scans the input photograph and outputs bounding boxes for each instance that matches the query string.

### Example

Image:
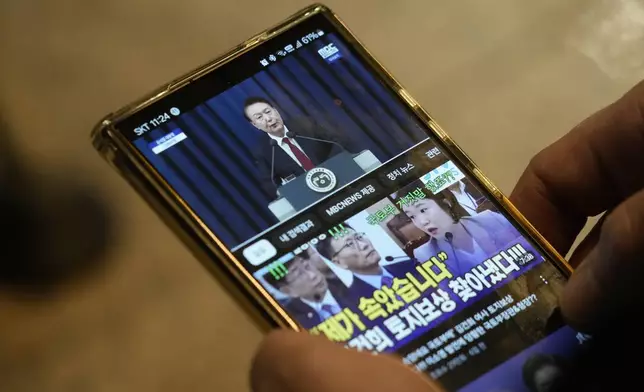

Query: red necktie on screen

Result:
[282,137,315,171]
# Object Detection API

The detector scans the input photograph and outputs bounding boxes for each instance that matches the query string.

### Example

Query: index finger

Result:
[510,80,644,256]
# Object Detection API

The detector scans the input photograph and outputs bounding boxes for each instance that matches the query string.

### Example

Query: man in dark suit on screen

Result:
[316,223,418,300]
[264,255,355,329]
[243,97,360,196]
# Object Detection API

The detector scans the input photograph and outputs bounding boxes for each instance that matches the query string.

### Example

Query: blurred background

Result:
[1,0,643,390]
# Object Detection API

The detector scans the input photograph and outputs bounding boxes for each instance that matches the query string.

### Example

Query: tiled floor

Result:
[1,0,643,390]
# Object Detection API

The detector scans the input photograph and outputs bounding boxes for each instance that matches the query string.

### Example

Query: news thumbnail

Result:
[254,191,545,354]
[458,326,589,392]
[133,33,429,249]
[390,169,532,276]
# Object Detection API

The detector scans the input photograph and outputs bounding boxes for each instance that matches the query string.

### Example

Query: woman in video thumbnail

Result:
[392,180,521,275]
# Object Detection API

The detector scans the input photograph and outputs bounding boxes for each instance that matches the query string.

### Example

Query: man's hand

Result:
[250,330,442,392]
[251,80,644,391]
[510,80,644,332]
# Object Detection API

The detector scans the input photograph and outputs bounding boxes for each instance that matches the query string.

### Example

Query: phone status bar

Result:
[259,29,325,67]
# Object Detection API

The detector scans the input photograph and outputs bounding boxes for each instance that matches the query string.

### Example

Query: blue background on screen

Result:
[133,34,428,248]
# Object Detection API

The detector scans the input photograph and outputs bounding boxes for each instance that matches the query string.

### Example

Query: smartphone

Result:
[92,4,591,391]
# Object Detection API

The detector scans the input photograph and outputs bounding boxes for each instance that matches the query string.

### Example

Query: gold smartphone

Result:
[93,4,589,390]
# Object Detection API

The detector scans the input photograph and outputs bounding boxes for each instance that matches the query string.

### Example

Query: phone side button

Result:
[473,167,503,200]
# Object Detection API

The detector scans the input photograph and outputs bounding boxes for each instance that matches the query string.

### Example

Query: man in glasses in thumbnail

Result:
[300,246,345,288]
[243,97,359,196]
[264,255,353,329]
[316,224,417,298]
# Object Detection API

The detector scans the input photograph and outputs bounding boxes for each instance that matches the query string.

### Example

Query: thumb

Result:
[561,188,644,332]
[251,330,442,392]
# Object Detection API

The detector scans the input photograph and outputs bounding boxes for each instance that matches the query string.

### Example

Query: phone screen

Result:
[115,12,590,391]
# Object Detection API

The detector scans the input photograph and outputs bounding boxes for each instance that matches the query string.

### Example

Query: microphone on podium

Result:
[269,139,279,196]
[385,255,409,262]
[285,131,346,152]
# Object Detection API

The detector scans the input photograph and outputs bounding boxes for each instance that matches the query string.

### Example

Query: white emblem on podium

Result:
[305,167,337,193]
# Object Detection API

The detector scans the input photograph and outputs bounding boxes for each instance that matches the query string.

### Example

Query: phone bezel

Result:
[91,3,573,331]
